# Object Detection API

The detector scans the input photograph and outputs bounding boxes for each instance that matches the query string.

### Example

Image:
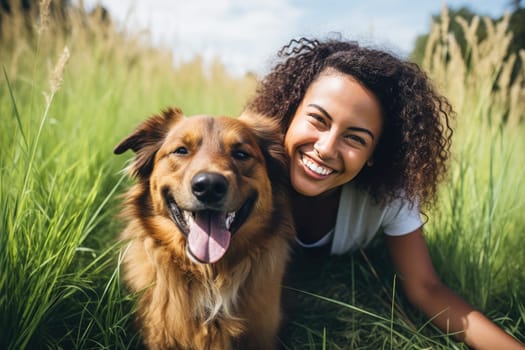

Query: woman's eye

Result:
[309,113,326,124]
[346,135,366,146]
[172,146,189,155]
[232,150,251,160]
[308,114,329,130]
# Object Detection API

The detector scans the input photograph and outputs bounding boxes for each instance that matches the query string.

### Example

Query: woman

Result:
[244,37,524,349]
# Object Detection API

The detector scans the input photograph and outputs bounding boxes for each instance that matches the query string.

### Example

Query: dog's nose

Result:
[191,172,228,203]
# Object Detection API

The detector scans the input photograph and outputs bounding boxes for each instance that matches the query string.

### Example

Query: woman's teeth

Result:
[301,155,334,176]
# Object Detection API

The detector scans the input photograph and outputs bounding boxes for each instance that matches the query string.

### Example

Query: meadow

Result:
[1,4,523,349]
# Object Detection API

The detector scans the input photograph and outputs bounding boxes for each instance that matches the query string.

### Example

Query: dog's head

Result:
[114,107,287,264]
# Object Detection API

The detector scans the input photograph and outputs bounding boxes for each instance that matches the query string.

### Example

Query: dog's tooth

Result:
[225,212,235,230]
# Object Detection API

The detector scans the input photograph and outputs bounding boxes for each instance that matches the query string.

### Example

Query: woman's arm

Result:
[385,228,524,349]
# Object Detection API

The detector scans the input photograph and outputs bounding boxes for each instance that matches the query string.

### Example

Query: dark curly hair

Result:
[245,37,454,208]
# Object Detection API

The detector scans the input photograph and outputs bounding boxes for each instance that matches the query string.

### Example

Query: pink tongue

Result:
[187,211,231,263]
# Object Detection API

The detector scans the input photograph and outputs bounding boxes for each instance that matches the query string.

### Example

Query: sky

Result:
[80,1,512,76]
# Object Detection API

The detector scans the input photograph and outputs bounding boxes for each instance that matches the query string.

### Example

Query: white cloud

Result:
[80,0,507,76]
[82,0,302,75]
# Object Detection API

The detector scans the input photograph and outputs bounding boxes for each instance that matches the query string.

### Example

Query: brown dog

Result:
[114,107,294,349]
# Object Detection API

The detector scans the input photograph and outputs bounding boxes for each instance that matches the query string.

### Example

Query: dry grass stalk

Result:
[423,7,524,126]
[37,0,52,36]
[45,46,70,104]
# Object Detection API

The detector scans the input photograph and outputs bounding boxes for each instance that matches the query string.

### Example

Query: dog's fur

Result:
[114,107,294,349]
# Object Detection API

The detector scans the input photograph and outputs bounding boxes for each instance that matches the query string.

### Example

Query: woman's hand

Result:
[386,229,524,349]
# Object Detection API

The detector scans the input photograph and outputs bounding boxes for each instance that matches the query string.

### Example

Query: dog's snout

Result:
[191,172,228,203]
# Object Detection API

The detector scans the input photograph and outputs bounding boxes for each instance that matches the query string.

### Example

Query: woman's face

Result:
[284,71,383,196]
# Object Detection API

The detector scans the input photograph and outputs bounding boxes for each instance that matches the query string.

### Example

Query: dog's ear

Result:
[238,111,288,182]
[114,107,183,178]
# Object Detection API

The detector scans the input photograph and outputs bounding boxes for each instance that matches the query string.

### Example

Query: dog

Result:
[114,107,294,349]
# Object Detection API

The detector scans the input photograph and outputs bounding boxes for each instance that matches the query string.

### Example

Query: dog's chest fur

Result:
[127,233,271,348]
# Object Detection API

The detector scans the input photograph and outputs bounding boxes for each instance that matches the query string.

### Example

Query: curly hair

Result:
[245,37,454,208]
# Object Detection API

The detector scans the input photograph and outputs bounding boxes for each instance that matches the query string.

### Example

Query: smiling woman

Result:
[243,36,525,349]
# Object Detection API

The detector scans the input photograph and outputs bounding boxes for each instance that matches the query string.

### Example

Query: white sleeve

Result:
[382,198,423,236]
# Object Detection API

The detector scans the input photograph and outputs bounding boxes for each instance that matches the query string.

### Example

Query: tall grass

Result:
[422,5,525,341]
[0,2,523,349]
[425,3,525,311]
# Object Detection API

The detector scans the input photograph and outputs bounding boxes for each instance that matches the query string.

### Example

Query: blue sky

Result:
[81,1,511,76]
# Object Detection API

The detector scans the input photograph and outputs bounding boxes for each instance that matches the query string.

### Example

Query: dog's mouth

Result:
[164,191,257,264]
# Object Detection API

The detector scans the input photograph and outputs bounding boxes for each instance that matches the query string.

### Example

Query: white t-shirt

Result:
[296,183,423,255]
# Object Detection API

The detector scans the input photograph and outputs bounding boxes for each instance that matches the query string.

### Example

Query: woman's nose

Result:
[315,131,338,159]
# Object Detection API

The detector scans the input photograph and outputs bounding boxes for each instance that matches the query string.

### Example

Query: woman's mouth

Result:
[300,154,335,176]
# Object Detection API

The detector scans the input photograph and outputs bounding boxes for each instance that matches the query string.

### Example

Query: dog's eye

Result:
[172,147,189,155]
[232,150,251,160]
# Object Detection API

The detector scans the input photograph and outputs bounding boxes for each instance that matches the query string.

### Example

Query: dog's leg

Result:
[239,243,289,350]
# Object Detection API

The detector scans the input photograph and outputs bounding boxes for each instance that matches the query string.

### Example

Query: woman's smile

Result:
[300,152,335,177]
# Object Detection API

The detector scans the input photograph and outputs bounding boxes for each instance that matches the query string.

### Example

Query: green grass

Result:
[1,6,524,349]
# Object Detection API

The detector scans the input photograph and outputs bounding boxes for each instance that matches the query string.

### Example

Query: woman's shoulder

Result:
[341,183,420,221]
[330,183,423,254]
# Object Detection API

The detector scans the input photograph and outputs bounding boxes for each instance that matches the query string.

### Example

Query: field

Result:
[1,4,524,349]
